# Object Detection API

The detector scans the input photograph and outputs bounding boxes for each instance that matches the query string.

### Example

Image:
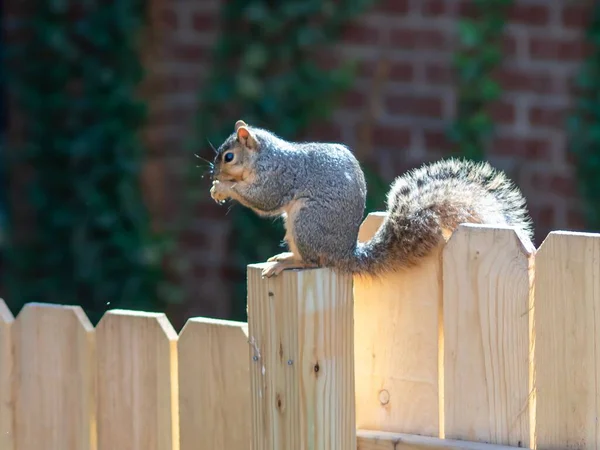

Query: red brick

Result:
[192,11,217,32]
[502,35,518,57]
[424,62,453,85]
[424,129,452,151]
[369,124,411,148]
[494,67,555,94]
[389,28,449,51]
[306,122,343,142]
[457,0,478,18]
[181,229,209,248]
[389,61,414,82]
[562,4,590,29]
[530,172,577,197]
[147,75,200,96]
[508,4,550,26]
[170,43,210,62]
[342,23,381,45]
[529,204,556,230]
[158,8,178,30]
[491,136,552,160]
[421,0,446,17]
[148,106,197,128]
[529,36,590,62]
[375,0,410,14]
[490,101,516,125]
[315,51,340,72]
[567,206,585,229]
[342,89,367,108]
[141,158,167,222]
[386,93,444,118]
[528,105,567,129]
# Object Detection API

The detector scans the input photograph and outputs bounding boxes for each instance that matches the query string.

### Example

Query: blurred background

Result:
[0,0,597,330]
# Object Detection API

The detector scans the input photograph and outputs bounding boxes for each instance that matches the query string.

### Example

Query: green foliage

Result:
[568,3,600,230]
[4,2,166,323]
[188,0,380,320]
[450,0,513,160]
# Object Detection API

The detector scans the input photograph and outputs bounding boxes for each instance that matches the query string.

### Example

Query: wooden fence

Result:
[0,211,598,449]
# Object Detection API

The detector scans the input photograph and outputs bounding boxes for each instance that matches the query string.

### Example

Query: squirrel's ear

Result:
[234,120,247,131]
[237,125,257,150]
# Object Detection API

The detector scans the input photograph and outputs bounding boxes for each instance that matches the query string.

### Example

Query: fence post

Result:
[247,264,356,450]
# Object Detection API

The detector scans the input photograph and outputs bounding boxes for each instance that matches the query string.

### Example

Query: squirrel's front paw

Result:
[210,180,232,204]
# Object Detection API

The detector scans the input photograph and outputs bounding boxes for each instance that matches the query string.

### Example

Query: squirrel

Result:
[209,120,534,278]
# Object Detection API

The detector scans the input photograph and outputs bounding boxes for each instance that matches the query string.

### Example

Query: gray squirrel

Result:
[210,120,534,278]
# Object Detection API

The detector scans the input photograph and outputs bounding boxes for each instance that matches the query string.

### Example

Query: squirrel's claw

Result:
[267,252,295,262]
[261,260,319,278]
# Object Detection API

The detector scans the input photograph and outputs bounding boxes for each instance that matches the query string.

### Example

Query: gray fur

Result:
[213,126,534,276]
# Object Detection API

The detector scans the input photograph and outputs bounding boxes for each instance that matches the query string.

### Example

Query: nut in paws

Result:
[210,181,230,204]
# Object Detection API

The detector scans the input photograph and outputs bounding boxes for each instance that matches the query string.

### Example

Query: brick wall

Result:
[5,0,591,326]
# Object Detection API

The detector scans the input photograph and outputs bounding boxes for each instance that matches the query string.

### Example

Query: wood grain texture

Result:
[13,303,96,450]
[96,310,179,450]
[178,317,250,450]
[0,299,14,450]
[534,231,600,449]
[443,225,533,447]
[357,430,521,450]
[247,264,355,450]
[354,212,442,436]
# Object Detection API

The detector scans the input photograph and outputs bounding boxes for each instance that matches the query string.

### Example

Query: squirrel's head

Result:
[212,120,261,182]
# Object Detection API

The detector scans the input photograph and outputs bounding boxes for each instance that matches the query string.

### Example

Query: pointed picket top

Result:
[445,223,536,256]
[358,211,386,243]
[16,302,93,331]
[534,229,600,448]
[0,298,13,324]
[96,309,178,450]
[13,302,96,450]
[98,308,178,340]
[178,317,250,450]
[442,223,533,446]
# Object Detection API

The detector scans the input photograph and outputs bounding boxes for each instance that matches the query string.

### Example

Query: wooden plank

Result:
[354,212,442,436]
[247,264,355,450]
[442,224,533,447]
[13,303,96,450]
[533,231,600,448]
[96,310,179,450]
[0,299,14,450]
[357,430,522,450]
[178,317,251,450]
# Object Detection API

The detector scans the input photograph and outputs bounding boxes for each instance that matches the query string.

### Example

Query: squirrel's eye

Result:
[224,152,234,163]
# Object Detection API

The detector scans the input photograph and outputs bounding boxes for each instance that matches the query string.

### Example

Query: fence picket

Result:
[534,231,600,448]
[13,303,96,450]
[178,317,250,450]
[96,310,179,450]
[354,212,442,436]
[442,225,533,447]
[0,299,14,450]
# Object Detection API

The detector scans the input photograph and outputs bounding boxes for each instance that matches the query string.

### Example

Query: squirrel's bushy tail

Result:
[347,158,533,277]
